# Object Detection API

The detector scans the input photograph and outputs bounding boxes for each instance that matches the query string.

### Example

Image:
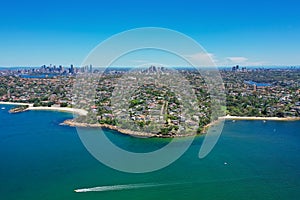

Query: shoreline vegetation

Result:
[61,119,197,138]
[2,101,300,138]
[61,115,300,138]
[0,101,88,116]
[1,67,300,138]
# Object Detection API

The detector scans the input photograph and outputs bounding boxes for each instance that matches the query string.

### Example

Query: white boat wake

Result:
[74,183,167,193]
[74,176,268,193]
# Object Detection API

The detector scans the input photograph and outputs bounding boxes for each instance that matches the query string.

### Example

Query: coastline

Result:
[26,106,88,116]
[219,115,300,121]
[0,101,87,116]
[38,114,300,138]
[0,101,33,106]
[61,119,197,138]
[2,101,300,137]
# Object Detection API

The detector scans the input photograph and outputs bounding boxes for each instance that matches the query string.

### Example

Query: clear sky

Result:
[0,0,299,67]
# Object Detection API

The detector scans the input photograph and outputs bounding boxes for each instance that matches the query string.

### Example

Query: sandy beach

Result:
[219,115,300,121]
[0,101,33,106]
[61,114,300,138]
[0,101,87,116]
[26,107,88,116]
[2,100,300,137]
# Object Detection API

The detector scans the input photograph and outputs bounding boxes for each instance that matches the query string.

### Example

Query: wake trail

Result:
[74,183,168,193]
[75,176,268,193]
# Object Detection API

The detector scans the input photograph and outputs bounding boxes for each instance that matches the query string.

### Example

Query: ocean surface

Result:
[1,105,300,200]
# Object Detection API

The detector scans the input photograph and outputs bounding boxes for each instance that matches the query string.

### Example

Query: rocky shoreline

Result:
[3,101,300,138]
[61,119,198,138]
[8,106,28,114]
[61,115,300,138]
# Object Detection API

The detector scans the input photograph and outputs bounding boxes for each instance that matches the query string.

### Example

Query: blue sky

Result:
[0,0,299,67]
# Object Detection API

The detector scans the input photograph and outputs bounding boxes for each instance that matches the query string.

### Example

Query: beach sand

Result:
[0,101,87,116]
[2,101,300,137]
[26,106,88,116]
[219,115,300,121]
[0,101,33,106]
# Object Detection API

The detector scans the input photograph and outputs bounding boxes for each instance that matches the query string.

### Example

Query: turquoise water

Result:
[1,105,300,199]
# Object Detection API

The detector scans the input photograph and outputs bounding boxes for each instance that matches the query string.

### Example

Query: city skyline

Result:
[1,0,300,66]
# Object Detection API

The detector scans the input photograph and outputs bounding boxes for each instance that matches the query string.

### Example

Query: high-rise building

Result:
[59,65,63,72]
[70,64,74,74]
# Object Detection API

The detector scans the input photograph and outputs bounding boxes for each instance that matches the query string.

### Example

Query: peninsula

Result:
[1,65,300,137]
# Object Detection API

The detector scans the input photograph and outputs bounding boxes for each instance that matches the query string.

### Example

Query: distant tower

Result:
[253,84,257,92]
[149,65,157,73]
[70,64,74,74]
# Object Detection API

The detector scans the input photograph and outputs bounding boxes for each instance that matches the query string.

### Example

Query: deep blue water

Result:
[0,104,300,200]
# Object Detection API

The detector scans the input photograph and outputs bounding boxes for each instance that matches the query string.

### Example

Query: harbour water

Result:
[0,105,300,200]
